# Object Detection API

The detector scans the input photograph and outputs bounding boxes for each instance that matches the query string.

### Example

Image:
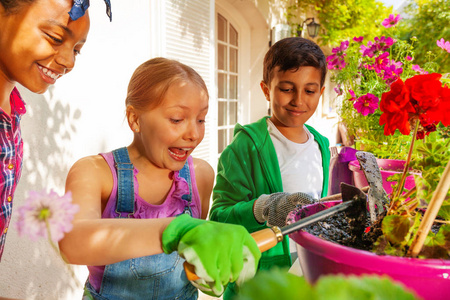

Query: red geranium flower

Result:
[379,74,448,137]
[406,73,442,111]
[379,78,414,135]
[439,84,450,126]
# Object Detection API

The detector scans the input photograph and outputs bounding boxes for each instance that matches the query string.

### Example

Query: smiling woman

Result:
[0,0,91,262]
[0,0,90,94]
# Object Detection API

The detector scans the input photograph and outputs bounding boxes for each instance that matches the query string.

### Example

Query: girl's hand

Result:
[162,214,261,296]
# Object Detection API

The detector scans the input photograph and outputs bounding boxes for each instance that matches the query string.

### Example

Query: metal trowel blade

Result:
[356,151,389,222]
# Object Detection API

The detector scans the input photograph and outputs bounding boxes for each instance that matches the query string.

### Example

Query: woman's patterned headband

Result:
[69,0,112,22]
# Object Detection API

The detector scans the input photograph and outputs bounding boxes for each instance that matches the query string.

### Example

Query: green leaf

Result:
[382,215,411,245]
[316,276,419,300]
[236,268,315,300]
[237,270,419,300]
[373,234,407,256]
[316,276,373,300]
[420,225,450,258]
[438,205,450,220]
[285,0,391,46]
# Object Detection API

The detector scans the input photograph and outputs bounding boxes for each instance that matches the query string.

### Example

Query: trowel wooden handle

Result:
[251,227,281,252]
[184,227,281,281]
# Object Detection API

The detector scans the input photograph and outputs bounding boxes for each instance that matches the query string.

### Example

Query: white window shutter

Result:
[164,0,216,165]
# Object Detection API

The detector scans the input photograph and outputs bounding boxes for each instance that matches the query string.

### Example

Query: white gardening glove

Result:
[253,192,316,227]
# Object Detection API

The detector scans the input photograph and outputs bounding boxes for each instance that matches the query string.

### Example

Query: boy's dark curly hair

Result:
[263,37,327,88]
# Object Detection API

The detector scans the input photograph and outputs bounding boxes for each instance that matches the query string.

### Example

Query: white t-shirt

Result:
[267,119,323,199]
[267,118,324,265]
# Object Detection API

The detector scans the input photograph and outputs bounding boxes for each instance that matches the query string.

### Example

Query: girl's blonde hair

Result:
[126,57,209,111]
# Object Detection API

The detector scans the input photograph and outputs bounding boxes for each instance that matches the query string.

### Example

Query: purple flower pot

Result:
[289,201,450,300]
[328,147,358,195]
[348,158,416,195]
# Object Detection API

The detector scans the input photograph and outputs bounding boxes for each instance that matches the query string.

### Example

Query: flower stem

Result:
[45,220,82,288]
[392,119,419,201]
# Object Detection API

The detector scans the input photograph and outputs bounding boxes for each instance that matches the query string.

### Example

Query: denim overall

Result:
[85,147,198,300]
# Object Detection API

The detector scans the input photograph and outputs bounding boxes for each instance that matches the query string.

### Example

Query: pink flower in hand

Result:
[382,14,402,28]
[437,38,450,53]
[16,190,79,242]
[354,93,379,116]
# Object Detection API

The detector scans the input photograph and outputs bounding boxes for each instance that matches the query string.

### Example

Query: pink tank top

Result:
[88,152,202,291]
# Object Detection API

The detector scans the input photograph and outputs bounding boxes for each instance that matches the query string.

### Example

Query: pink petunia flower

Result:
[412,64,428,75]
[353,36,364,43]
[16,190,79,242]
[374,36,395,52]
[437,38,450,53]
[327,41,350,70]
[327,54,346,70]
[373,52,390,73]
[334,84,343,96]
[354,93,379,116]
[381,60,403,84]
[360,43,375,58]
[382,14,402,28]
[360,36,395,58]
[332,40,350,55]
[348,89,356,101]
[406,56,413,61]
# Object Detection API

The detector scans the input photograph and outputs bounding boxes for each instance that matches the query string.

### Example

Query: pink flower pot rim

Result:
[290,201,450,300]
[348,158,421,176]
[289,201,450,270]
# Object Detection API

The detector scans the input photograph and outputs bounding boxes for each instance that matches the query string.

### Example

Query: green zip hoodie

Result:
[210,116,330,299]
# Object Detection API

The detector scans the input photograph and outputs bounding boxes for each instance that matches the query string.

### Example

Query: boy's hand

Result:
[253,192,316,227]
[162,214,261,296]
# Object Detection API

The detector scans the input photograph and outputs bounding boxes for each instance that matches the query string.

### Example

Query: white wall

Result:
[164,0,215,165]
[0,1,152,299]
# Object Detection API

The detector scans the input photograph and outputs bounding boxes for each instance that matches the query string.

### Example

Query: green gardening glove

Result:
[162,214,261,296]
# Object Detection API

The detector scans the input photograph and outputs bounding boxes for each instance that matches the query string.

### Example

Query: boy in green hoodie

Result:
[210,37,331,299]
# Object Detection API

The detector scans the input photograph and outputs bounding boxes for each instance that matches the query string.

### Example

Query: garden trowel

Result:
[184,183,367,281]
[356,151,389,222]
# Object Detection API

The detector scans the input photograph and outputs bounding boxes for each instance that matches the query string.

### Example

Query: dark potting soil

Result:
[302,209,446,256]
[302,210,383,251]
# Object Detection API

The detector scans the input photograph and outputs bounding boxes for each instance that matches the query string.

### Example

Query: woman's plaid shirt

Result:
[0,87,25,260]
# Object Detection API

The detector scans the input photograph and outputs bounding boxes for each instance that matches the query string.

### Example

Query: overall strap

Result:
[178,160,193,216]
[112,147,135,217]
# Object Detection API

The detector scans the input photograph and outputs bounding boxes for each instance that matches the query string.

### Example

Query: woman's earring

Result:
[134,128,139,132]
